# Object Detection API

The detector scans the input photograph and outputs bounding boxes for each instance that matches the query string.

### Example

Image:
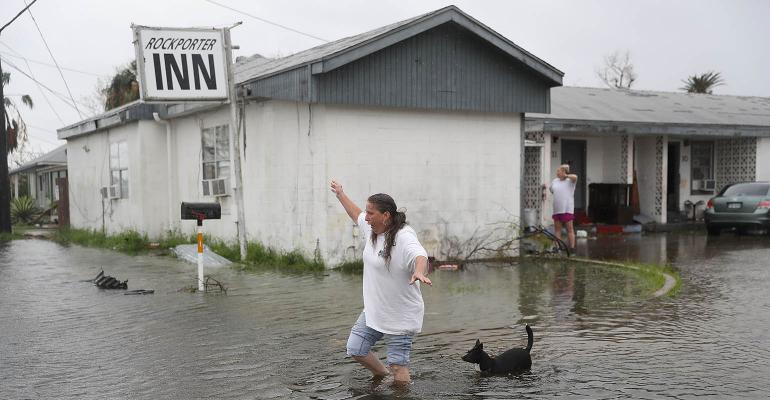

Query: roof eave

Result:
[9,161,67,175]
[243,6,563,87]
[525,117,770,137]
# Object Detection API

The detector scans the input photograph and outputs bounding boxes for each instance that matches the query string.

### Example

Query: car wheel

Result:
[707,225,721,236]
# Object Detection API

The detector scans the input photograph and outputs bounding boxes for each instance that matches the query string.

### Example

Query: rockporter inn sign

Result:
[132,25,229,101]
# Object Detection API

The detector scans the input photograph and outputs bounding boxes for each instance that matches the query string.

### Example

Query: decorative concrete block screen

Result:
[620,135,629,183]
[524,131,545,221]
[655,136,664,217]
[716,137,757,192]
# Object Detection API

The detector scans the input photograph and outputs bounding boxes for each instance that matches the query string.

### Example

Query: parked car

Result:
[704,182,770,235]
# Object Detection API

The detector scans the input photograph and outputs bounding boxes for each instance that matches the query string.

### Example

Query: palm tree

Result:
[102,60,139,110]
[681,71,724,94]
[1,70,34,233]
[2,72,34,152]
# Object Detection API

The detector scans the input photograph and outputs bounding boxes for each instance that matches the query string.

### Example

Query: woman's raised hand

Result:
[330,180,344,196]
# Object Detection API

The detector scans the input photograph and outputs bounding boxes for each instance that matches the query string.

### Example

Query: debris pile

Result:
[92,270,128,289]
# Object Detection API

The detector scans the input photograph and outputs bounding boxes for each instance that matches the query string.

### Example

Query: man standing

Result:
[549,164,578,251]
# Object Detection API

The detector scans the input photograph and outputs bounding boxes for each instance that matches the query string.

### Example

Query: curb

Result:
[564,257,678,298]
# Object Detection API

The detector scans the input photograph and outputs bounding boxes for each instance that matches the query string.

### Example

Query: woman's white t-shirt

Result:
[551,177,576,214]
[357,212,427,335]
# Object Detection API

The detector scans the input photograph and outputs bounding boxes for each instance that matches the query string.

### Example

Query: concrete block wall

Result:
[241,100,522,266]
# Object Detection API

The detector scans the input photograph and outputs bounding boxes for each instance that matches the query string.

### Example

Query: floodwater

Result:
[1,232,769,399]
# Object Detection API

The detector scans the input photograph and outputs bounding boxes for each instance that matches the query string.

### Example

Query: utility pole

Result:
[224,23,247,261]
[0,0,38,233]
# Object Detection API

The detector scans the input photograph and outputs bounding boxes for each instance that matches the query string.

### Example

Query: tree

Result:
[102,60,139,110]
[681,71,724,94]
[2,72,34,153]
[596,50,637,89]
[1,70,34,232]
[1,0,38,233]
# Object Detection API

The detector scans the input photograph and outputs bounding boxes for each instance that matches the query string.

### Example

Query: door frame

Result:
[561,139,587,211]
[667,142,681,212]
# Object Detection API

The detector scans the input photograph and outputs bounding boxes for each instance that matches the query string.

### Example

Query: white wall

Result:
[67,124,137,234]
[66,101,523,265]
[66,117,238,238]
[241,101,522,265]
[167,108,238,240]
[540,133,553,225]
[635,136,667,223]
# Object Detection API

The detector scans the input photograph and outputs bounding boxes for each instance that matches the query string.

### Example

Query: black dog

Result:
[462,325,533,374]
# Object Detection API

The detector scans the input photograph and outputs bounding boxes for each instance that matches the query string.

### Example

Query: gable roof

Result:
[235,5,563,86]
[59,5,561,140]
[527,86,770,136]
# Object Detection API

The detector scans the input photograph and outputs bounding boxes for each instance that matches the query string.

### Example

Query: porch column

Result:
[620,134,633,184]
[29,172,37,201]
[541,132,553,225]
[635,136,667,224]
[757,137,770,181]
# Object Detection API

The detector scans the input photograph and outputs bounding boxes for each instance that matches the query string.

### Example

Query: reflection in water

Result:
[1,232,769,399]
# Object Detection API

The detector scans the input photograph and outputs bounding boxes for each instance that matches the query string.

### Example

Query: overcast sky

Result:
[2,0,769,156]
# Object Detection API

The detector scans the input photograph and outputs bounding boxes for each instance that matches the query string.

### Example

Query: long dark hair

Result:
[368,193,407,264]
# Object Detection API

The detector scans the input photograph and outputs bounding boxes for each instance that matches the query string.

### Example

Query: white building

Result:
[57,6,562,265]
[524,86,770,226]
[9,145,68,212]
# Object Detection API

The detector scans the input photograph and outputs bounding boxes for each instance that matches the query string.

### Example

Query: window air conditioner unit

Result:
[701,179,716,191]
[108,184,121,199]
[202,178,229,197]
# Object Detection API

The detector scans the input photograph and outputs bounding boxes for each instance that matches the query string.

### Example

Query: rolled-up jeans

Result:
[346,311,414,366]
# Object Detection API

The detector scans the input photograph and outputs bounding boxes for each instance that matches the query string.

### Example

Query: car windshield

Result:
[722,183,770,197]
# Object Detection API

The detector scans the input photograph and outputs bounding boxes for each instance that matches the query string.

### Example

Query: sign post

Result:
[133,24,247,261]
[181,202,221,291]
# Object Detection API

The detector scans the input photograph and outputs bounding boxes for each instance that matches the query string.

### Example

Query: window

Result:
[110,141,129,199]
[690,141,714,195]
[201,125,230,196]
[202,125,230,180]
[18,174,30,197]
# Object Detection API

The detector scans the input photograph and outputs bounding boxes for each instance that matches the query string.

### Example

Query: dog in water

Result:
[461,325,533,374]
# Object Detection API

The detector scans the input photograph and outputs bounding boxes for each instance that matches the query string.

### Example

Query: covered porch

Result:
[524,87,770,227]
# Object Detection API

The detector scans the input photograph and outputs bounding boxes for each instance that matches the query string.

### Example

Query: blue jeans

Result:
[346,312,414,366]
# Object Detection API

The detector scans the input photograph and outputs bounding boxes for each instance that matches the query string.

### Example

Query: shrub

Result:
[11,196,40,224]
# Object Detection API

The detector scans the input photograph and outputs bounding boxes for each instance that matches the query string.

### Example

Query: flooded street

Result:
[1,233,769,399]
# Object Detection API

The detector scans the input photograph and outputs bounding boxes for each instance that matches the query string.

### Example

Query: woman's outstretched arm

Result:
[330,180,362,223]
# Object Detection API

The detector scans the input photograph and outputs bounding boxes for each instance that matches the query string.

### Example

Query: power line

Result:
[27,123,58,133]
[21,56,65,125]
[1,56,86,112]
[24,0,84,119]
[25,129,62,146]
[0,0,37,33]
[202,0,329,43]
[0,46,107,77]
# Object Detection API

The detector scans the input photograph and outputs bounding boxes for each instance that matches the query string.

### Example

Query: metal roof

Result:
[234,5,563,86]
[9,144,67,175]
[58,5,562,140]
[527,86,770,136]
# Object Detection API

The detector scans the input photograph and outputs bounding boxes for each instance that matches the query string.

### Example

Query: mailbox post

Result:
[181,202,221,291]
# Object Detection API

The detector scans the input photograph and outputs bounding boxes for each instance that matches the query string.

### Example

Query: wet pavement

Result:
[1,231,769,399]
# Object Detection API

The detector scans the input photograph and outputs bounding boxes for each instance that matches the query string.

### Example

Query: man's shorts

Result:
[346,311,414,366]
[552,213,575,223]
